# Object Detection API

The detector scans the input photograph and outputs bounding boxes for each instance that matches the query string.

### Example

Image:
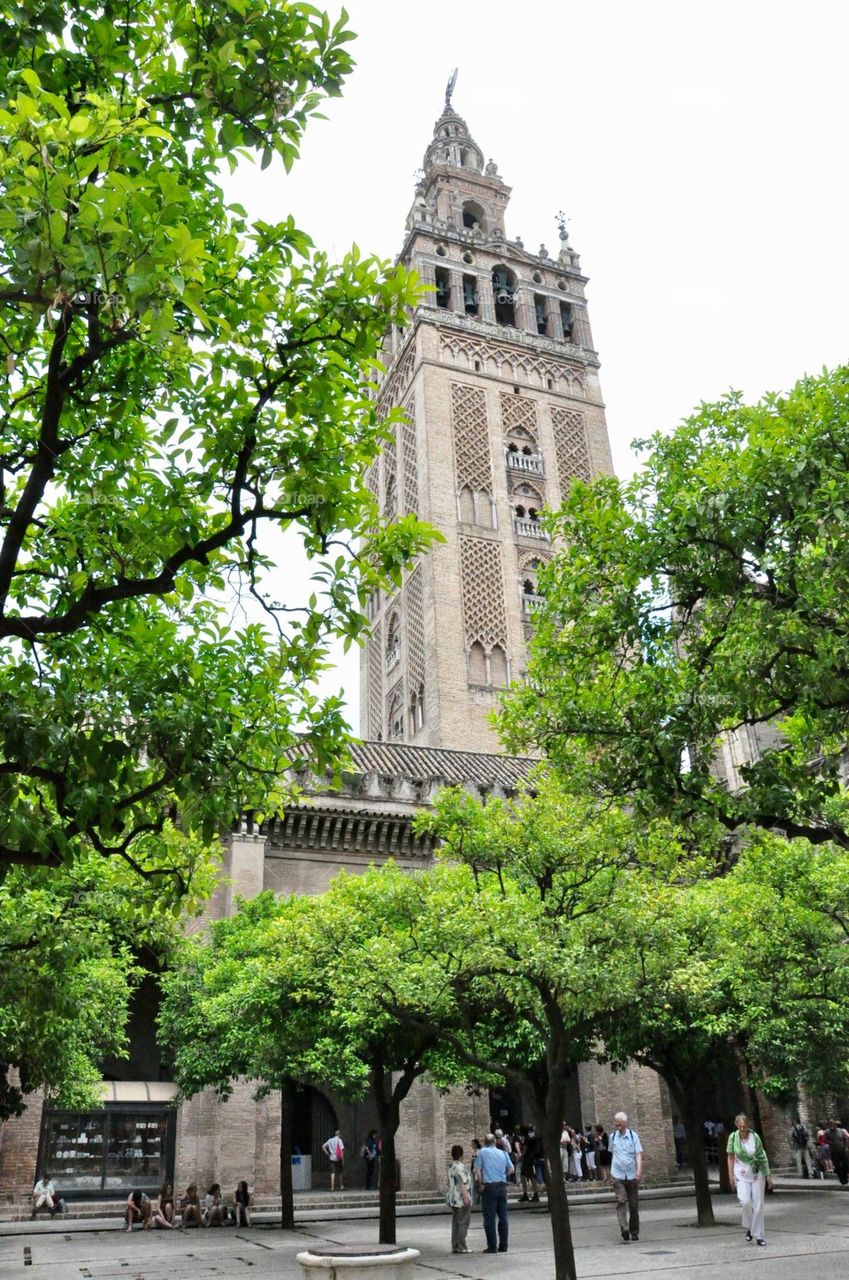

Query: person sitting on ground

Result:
[124,1189,153,1231]
[233,1180,252,1227]
[179,1183,204,1228]
[203,1183,228,1225]
[32,1173,56,1218]
[153,1181,176,1228]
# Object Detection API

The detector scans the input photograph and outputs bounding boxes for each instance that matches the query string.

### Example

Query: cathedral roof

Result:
[344,740,535,790]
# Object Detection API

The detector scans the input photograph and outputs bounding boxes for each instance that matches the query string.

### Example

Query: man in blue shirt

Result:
[475,1133,514,1253]
[609,1111,643,1242]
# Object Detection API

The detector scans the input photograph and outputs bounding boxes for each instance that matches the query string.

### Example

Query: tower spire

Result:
[445,66,458,109]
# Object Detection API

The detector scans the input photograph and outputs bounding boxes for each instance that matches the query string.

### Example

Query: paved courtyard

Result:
[2,1189,848,1280]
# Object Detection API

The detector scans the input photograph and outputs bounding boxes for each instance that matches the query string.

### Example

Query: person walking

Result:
[584,1126,597,1179]
[361,1130,379,1191]
[470,1138,483,1209]
[727,1112,771,1246]
[609,1111,643,1242]
[595,1124,611,1182]
[447,1144,472,1254]
[519,1124,541,1202]
[476,1132,514,1254]
[823,1119,849,1185]
[322,1130,345,1191]
[790,1120,812,1179]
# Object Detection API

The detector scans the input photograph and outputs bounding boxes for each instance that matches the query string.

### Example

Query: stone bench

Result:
[296,1243,420,1280]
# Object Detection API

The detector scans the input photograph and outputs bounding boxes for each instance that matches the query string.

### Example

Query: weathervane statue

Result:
[445,66,458,109]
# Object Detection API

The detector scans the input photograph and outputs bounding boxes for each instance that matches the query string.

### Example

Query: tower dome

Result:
[423,106,484,176]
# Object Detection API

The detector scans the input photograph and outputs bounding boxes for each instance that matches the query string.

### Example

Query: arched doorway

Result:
[291,1085,337,1173]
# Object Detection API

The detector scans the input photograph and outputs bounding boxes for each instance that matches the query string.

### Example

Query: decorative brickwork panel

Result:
[376,339,417,415]
[518,548,550,572]
[460,537,507,650]
[440,332,586,396]
[383,433,398,524]
[509,476,545,504]
[364,461,378,499]
[451,383,492,493]
[368,622,382,740]
[551,407,592,489]
[405,567,425,693]
[401,400,419,516]
[500,393,539,442]
[386,677,404,741]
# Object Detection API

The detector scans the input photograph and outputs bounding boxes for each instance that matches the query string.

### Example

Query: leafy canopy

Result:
[0,843,206,1119]
[500,367,849,853]
[0,1,434,897]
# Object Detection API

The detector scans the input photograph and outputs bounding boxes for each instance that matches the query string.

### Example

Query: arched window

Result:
[462,200,486,231]
[492,267,516,326]
[386,612,401,670]
[515,504,526,519]
[408,684,425,734]
[388,687,404,741]
[490,645,508,688]
[458,487,475,523]
[468,642,487,685]
[560,302,574,341]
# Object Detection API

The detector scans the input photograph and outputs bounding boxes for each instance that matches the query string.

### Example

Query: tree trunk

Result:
[377,1103,400,1245]
[533,1095,578,1280]
[668,1075,715,1227]
[279,1077,296,1230]
[370,1061,425,1245]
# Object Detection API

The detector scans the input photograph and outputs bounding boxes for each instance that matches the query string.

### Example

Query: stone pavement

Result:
[2,1187,849,1280]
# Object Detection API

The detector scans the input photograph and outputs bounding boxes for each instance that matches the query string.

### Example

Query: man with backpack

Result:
[824,1119,849,1185]
[790,1120,813,1179]
[609,1111,643,1243]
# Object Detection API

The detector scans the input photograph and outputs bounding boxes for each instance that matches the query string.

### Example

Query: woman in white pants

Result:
[727,1113,771,1247]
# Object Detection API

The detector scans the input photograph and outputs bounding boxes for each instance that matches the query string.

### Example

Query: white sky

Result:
[224,0,849,734]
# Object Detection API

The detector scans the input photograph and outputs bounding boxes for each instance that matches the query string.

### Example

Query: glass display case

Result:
[38,1106,175,1196]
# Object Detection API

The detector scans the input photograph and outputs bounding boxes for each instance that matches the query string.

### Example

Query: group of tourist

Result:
[449,1110,784,1252]
[123,1180,252,1230]
[446,1111,644,1254]
[35,1106,839,1250]
[791,1118,849,1182]
[320,1126,382,1192]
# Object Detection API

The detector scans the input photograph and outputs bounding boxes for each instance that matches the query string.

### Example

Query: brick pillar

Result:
[515,287,536,335]
[420,261,437,309]
[548,296,565,341]
[449,268,464,315]
[223,826,267,915]
[479,274,495,324]
[0,1078,45,1203]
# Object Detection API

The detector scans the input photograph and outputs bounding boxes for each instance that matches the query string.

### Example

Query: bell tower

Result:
[361,89,615,753]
